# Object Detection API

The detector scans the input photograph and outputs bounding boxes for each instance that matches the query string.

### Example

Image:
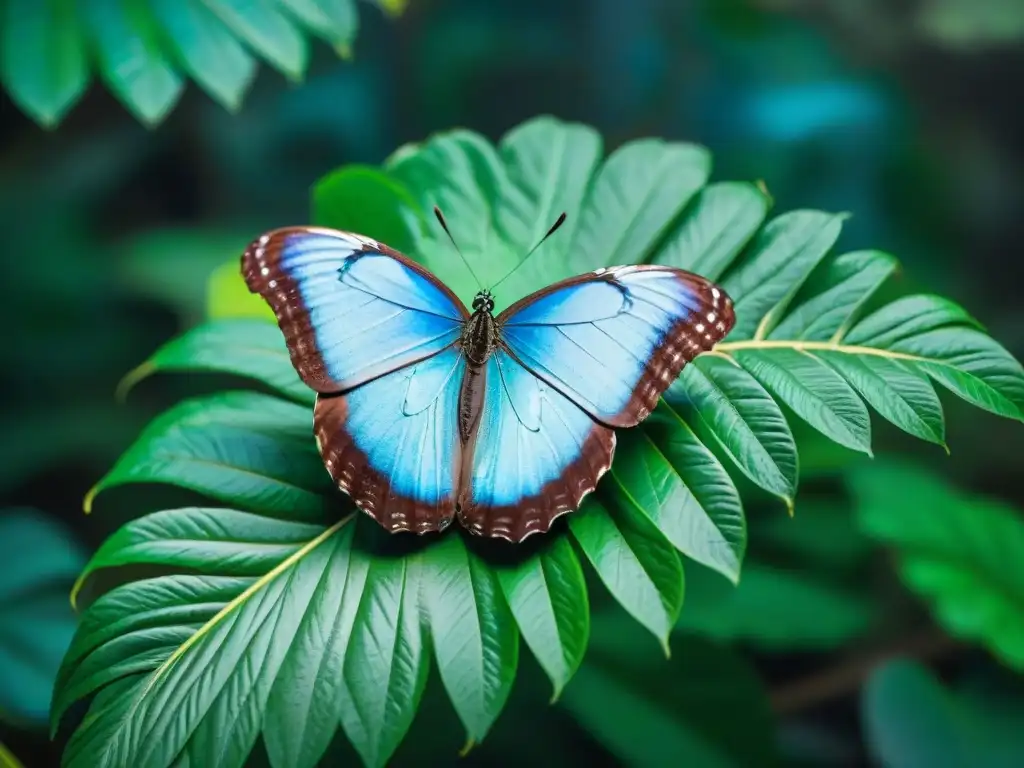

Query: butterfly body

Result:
[243,225,735,542]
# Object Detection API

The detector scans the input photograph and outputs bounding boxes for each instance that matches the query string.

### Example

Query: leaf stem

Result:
[716,339,923,364]
[136,515,354,699]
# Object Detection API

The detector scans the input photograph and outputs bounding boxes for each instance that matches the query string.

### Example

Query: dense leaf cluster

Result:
[0,0,403,127]
[51,117,1024,767]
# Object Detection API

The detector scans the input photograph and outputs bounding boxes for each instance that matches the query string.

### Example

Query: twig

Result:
[770,626,963,715]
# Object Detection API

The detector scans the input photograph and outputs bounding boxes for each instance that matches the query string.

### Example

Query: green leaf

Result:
[0,0,89,127]
[843,294,984,347]
[569,499,684,652]
[862,660,1024,768]
[312,164,422,254]
[851,462,1024,669]
[769,249,898,341]
[388,130,517,303]
[566,138,710,274]
[668,355,798,510]
[674,562,874,649]
[58,519,352,768]
[279,0,359,52]
[204,0,308,80]
[262,524,369,768]
[52,576,251,735]
[82,0,184,125]
[116,320,311,406]
[496,537,589,701]
[563,617,779,767]
[817,351,946,446]
[337,551,428,768]
[723,210,845,341]
[0,510,85,725]
[148,0,257,111]
[419,534,519,743]
[653,181,769,281]
[2,0,392,126]
[73,506,324,596]
[207,259,280,322]
[734,348,873,454]
[608,418,745,584]
[888,326,1024,420]
[85,392,332,520]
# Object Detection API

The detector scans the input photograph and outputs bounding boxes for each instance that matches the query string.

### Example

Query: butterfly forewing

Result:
[496,265,736,428]
[241,227,469,393]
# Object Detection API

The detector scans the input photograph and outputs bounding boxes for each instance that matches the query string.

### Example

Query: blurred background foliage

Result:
[2,0,1024,766]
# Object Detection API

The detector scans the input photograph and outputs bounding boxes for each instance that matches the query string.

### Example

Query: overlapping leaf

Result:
[56,116,1024,767]
[0,0,402,128]
[862,660,1024,768]
[850,462,1024,670]
[0,510,85,726]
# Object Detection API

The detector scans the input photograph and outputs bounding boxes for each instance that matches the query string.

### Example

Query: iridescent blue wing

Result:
[457,266,734,541]
[315,346,466,533]
[242,227,469,393]
[243,226,470,532]
[457,348,616,542]
[496,266,735,427]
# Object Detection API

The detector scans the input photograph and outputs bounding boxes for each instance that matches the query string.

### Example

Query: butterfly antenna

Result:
[434,206,485,289]
[490,212,567,292]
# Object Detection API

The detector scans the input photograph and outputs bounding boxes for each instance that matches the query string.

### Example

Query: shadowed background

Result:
[2,0,1024,766]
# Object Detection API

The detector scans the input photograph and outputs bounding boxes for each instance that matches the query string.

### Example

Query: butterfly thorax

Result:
[462,291,499,367]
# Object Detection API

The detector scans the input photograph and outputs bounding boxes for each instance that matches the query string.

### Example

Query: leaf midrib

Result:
[112,517,353,756]
[718,338,949,366]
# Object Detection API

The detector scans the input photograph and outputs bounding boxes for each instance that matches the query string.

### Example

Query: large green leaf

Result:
[1,0,403,127]
[0,510,85,726]
[862,660,1024,768]
[85,391,332,521]
[56,116,1024,767]
[850,462,1024,670]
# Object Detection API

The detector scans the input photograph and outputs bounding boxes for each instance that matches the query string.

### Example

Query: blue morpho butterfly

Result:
[242,208,736,543]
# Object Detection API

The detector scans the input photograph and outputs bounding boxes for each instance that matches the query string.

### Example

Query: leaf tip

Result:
[458,737,476,758]
[784,496,796,517]
[115,361,154,403]
[83,484,99,515]
[548,680,565,705]
[69,572,87,613]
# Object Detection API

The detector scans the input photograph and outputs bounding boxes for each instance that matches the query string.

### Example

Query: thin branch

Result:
[770,626,963,715]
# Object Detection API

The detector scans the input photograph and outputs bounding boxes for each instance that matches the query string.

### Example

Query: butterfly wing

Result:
[315,345,466,533]
[458,348,615,542]
[496,266,735,427]
[242,227,469,393]
[243,226,470,532]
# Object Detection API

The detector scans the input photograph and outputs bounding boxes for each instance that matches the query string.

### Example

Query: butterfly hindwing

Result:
[497,266,736,427]
[314,345,465,533]
[458,349,615,542]
[242,227,469,393]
